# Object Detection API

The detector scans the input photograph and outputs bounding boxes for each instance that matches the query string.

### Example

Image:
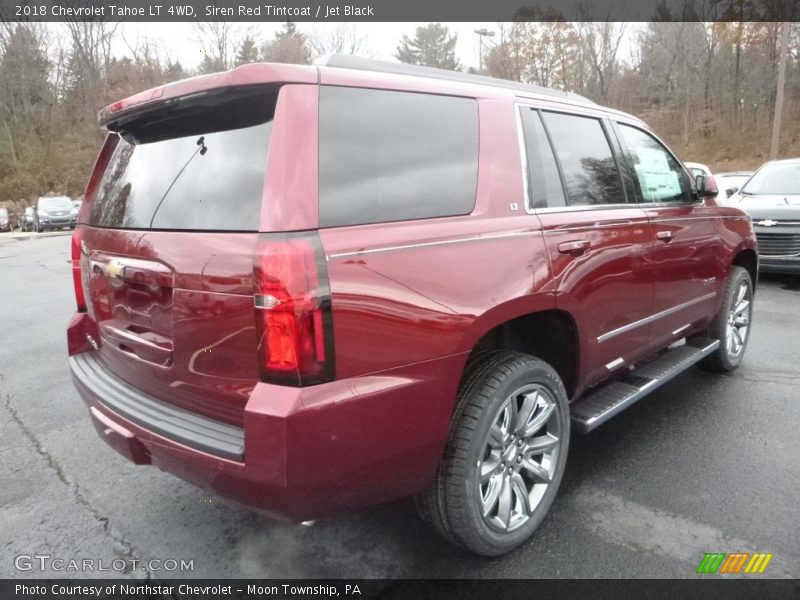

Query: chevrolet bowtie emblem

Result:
[755,219,778,227]
[103,260,125,279]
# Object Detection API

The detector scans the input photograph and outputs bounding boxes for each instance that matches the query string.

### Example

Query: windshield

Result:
[742,163,800,195]
[39,197,74,210]
[0,209,7,217]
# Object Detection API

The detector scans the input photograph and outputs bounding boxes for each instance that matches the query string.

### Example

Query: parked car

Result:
[728,158,800,274]
[34,195,78,231]
[684,161,713,179]
[0,208,17,232]
[20,207,35,232]
[714,171,753,204]
[16,206,35,231]
[67,56,758,556]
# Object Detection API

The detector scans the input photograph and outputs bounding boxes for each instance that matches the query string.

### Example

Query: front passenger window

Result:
[617,124,690,203]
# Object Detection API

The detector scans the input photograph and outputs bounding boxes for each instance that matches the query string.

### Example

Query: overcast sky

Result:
[108,22,502,70]
[42,21,642,75]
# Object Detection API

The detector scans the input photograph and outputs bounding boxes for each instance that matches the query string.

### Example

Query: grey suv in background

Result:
[34,196,77,231]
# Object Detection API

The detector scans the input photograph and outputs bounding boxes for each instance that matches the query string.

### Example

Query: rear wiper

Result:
[148,137,209,228]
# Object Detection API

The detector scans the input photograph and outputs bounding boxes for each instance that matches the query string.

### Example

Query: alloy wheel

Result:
[476,383,562,533]
[726,280,751,359]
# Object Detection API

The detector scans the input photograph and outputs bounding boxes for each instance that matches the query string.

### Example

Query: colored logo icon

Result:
[696,552,773,574]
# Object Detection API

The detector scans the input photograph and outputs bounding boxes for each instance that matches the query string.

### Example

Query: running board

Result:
[571,337,720,433]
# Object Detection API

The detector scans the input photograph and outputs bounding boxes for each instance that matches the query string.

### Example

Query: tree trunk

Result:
[4,120,18,168]
[733,22,743,130]
[769,21,789,160]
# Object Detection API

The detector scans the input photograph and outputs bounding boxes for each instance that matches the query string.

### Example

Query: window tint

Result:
[520,109,565,209]
[90,91,274,231]
[319,87,478,228]
[541,112,625,206]
[617,124,690,203]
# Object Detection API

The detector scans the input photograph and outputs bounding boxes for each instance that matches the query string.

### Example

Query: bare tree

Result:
[194,21,237,73]
[61,20,119,126]
[577,21,627,102]
[308,24,371,59]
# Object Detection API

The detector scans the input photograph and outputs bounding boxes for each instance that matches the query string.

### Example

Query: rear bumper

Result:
[68,316,463,521]
[71,352,245,460]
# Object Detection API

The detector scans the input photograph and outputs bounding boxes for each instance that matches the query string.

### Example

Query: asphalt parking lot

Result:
[1,232,798,579]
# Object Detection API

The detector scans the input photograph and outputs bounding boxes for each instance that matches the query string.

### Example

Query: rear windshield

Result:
[89,87,276,231]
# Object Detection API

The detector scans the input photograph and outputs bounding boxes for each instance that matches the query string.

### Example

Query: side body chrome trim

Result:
[671,323,692,336]
[597,292,716,343]
[327,230,542,260]
[533,203,632,214]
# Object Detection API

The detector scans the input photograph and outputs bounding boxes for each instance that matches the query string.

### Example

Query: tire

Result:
[416,351,570,556]
[699,265,753,372]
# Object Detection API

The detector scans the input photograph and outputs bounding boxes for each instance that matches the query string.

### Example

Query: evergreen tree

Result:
[395,23,461,70]
[235,35,261,66]
[262,22,311,65]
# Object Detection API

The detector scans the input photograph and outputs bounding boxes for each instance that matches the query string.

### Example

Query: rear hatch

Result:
[79,86,279,427]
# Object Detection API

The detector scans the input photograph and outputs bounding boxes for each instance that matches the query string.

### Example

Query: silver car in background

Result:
[728,158,800,274]
[34,196,78,231]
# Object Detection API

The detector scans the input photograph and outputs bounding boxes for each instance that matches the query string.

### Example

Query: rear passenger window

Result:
[541,112,625,206]
[520,109,565,209]
[319,87,478,228]
[616,124,691,203]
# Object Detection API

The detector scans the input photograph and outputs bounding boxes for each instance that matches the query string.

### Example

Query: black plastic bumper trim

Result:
[70,352,245,461]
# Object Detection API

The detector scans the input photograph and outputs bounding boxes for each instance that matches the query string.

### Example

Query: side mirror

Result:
[725,186,739,198]
[696,174,718,197]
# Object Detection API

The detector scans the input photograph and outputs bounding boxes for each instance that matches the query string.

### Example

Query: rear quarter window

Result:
[319,86,479,228]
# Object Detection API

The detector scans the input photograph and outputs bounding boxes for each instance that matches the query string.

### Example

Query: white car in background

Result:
[714,171,753,204]
[684,161,713,179]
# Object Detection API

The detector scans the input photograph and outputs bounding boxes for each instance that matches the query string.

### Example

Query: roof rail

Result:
[316,54,595,104]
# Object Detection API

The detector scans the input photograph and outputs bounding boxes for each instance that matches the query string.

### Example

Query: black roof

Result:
[317,54,595,104]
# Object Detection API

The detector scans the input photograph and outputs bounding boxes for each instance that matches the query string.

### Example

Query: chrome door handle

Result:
[558,239,590,255]
[656,230,674,242]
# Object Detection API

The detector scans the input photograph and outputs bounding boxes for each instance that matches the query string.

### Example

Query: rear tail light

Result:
[71,227,86,312]
[253,232,335,386]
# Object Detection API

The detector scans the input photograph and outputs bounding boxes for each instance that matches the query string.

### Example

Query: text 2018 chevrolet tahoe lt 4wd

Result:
[67,56,757,556]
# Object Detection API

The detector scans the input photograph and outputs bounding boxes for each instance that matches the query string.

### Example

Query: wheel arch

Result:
[732,248,758,291]
[458,302,580,399]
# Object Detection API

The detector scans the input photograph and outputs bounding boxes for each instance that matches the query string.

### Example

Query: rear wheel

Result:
[699,265,753,372]
[416,351,570,556]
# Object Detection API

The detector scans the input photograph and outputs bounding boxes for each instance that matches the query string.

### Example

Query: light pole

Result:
[474,28,495,73]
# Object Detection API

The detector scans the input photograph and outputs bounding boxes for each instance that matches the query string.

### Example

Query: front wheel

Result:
[699,265,753,372]
[416,351,570,556]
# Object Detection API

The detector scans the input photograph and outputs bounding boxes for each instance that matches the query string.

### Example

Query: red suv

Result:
[68,56,757,556]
